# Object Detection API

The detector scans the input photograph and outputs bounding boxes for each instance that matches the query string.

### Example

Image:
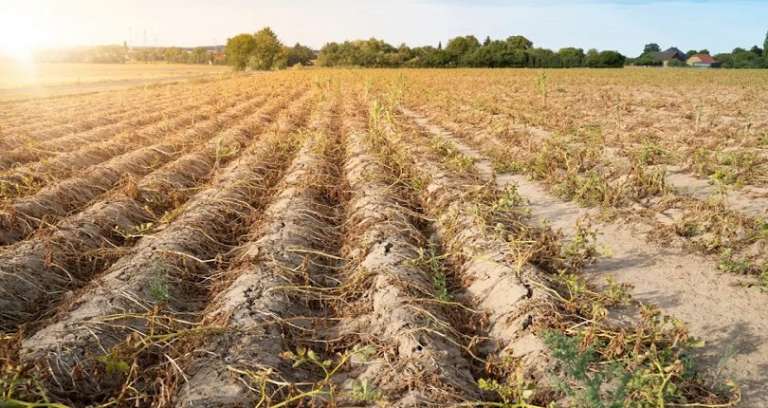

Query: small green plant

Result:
[411,245,452,302]
[561,220,599,270]
[759,265,768,289]
[633,141,670,165]
[269,346,368,405]
[718,249,751,275]
[214,140,239,166]
[349,379,381,403]
[114,222,155,240]
[536,71,548,108]
[711,168,738,186]
[477,365,540,408]
[96,353,131,376]
[544,331,631,408]
[555,171,614,207]
[148,272,170,303]
[430,135,475,174]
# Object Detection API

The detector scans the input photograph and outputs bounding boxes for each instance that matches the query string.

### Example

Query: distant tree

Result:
[643,43,661,54]
[483,36,491,46]
[634,43,662,66]
[764,30,768,57]
[437,41,442,50]
[248,27,284,70]
[506,35,533,50]
[585,48,600,68]
[163,47,185,63]
[225,33,257,70]
[285,43,314,66]
[527,48,558,67]
[686,49,698,58]
[750,45,763,56]
[597,50,626,67]
[191,47,209,64]
[699,49,710,55]
[718,47,764,68]
[557,47,585,68]
[446,35,480,66]
[317,33,623,69]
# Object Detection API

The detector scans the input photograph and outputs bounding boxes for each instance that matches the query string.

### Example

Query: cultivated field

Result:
[0,62,229,101]
[0,68,766,407]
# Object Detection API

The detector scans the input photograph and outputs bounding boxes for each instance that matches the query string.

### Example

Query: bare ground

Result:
[405,109,768,406]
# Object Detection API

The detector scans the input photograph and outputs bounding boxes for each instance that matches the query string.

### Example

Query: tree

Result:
[585,48,600,68]
[699,49,710,55]
[558,47,585,68]
[483,36,491,47]
[445,35,480,66]
[506,35,533,50]
[597,50,626,68]
[717,48,764,68]
[191,47,209,64]
[634,43,661,66]
[764,30,768,57]
[643,43,661,54]
[686,50,698,58]
[225,34,257,70]
[248,27,284,70]
[285,43,315,67]
[750,45,763,56]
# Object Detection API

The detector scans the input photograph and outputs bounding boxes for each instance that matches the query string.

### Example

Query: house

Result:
[687,53,720,68]
[654,47,687,67]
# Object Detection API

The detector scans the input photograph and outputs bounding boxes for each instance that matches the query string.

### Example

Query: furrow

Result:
[0,89,309,331]
[0,82,211,152]
[0,89,272,245]
[0,76,243,144]
[374,109,557,399]
[0,91,147,133]
[330,104,480,406]
[402,107,759,405]
[0,91,181,153]
[19,96,314,403]
[0,85,248,177]
[0,84,258,194]
[176,104,337,407]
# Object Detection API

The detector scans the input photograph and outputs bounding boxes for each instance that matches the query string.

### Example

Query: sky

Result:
[0,0,766,58]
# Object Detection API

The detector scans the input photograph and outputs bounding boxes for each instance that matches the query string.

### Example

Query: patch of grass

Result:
[148,271,170,303]
[718,249,752,275]
[544,331,630,408]
[350,379,381,403]
[411,245,452,302]
[633,142,671,166]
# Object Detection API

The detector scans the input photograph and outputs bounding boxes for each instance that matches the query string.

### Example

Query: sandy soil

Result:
[406,110,768,407]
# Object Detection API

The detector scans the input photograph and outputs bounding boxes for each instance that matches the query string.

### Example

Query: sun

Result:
[0,6,51,63]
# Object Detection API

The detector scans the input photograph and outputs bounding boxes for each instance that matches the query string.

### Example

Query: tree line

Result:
[629,31,768,68]
[34,44,227,65]
[224,28,314,70]
[316,36,625,68]
[225,28,626,70]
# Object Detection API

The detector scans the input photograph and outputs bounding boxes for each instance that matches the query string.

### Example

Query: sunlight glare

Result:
[0,4,52,63]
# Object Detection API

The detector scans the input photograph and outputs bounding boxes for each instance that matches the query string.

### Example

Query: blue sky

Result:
[1,0,767,56]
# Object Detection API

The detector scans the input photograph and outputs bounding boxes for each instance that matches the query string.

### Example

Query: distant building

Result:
[654,47,687,67]
[687,53,721,68]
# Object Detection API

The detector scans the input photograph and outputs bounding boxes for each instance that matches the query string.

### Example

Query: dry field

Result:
[0,68,766,407]
[0,62,229,101]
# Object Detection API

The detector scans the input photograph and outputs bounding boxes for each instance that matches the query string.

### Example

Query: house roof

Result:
[688,54,716,64]
[655,47,686,62]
